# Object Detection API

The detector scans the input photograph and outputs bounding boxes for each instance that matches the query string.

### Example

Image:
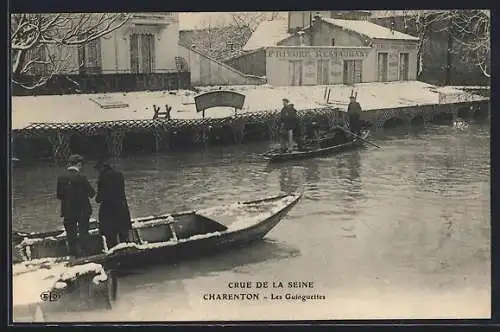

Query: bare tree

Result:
[181,12,284,60]
[395,10,490,80]
[230,12,283,32]
[185,14,255,60]
[450,10,490,78]
[11,13,131,89]
[390,10,449,80]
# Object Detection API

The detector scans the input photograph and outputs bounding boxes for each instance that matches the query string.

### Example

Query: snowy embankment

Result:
[12,81,487,130]
[13,260,107,307]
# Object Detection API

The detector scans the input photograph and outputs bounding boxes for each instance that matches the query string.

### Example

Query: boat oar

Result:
[339,127,381,149]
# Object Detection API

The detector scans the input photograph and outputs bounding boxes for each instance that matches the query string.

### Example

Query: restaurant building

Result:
[225,13,420,86]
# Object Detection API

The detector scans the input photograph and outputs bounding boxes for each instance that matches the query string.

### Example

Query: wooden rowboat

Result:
[263,129,370,162]
[13,193,302,271]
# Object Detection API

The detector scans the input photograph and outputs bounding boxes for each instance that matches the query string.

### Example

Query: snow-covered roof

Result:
[242,20,291,51]
[322,17,419,41]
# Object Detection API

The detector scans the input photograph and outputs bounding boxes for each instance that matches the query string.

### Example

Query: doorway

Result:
[343,60,362,84]
[377,52,388,82]
[288,60,303,86]
[317,60,330,85]
[399,53,409,81]
[130,33,156,73]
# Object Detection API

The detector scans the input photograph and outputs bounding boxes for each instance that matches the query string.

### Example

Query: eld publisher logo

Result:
[40,291,61,302]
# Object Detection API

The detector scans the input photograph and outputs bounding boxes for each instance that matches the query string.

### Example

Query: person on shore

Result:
[56,154,95,257]
[279,98,299,152]
[94,160,132,250]
[347,95,363,135]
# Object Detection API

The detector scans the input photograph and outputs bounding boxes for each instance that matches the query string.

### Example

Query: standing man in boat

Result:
[94,160,132,250]
[279,98,299,152]
[347,94,363,135]
[56,154,95,257]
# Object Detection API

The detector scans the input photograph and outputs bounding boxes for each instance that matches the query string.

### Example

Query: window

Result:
[399,53,409,81]
[317,59,329,85]
[174,57,188,72]
[331,38,336,46]
[288,60,303,86]
[377,52,388,82]
[343,60,362,84]
[78,38,102,74]
[130,33,156,74]
[26,46,49,75]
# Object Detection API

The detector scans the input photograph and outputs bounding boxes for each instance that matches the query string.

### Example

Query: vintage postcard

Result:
[10,10,490,322]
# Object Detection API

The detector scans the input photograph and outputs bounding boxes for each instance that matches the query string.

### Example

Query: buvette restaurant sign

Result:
[266,47,371,59]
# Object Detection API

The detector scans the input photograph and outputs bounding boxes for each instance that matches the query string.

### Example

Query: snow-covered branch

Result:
[11,13,130,89]
[184,12,282,61]
[398,9,490,79]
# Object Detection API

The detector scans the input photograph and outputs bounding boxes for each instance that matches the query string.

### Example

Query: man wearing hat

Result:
[279,98,299,152]
[56,154,95,257]
[94,160,132,250]
[347,94,363,135]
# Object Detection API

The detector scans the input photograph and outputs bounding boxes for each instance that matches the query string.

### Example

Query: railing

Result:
[12,71,191,96]
[98,68,182,74]
[20,68,183,76]
[130,13,178,24]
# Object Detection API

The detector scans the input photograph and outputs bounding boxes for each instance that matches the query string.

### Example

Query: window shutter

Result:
[130,34,139,73]
[95,38,102,73]
[150,34,156,72]
[354,60,362,83]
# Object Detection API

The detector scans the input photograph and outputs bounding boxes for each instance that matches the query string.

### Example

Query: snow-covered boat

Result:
[13,193,302,270]
[263,129,370,162]
[12,259,116,322]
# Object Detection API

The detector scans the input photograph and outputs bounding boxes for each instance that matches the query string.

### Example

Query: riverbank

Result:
[12,81,487,129]
[11,81,489,162]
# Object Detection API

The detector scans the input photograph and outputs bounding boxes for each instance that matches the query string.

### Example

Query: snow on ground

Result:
[12,81,487,130]
[13,261,107,307]
[13,262,69,306]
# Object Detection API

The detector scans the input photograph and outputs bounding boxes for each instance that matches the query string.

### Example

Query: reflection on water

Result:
[12,123,490,320]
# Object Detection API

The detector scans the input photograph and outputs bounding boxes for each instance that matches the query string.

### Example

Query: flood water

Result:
[12,123,491,321]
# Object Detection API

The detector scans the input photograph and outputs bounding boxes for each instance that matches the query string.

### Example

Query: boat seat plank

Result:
[21,233,105,260]
[26,238,69,260]
[136,224,174,244]
[128,229,142,244]
[173,214,228,240]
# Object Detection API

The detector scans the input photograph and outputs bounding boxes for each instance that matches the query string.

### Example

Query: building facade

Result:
[15,12,266,95]
[178,45,266,86]
[226,13,419,86]
[15,13,186,95]
[36,13,181,75]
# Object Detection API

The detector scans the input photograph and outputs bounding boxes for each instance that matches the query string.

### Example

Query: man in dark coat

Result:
[347,95,363,135]
[56,154,95,257]
[94,161,132,250]
[279,98,299,152]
